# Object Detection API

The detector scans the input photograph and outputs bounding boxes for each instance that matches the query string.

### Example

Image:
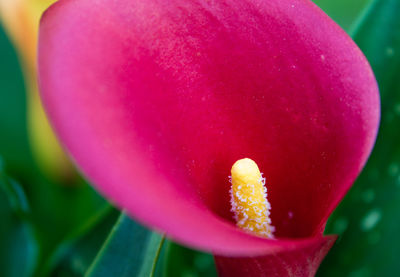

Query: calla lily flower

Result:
[38,0,380,275]
[0,0,75,182]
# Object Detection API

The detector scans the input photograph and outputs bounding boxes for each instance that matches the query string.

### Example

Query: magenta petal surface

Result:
[38,0,379,255]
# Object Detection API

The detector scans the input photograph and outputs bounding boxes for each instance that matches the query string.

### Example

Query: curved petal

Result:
[215,235,336,276]
[38,0,379,254]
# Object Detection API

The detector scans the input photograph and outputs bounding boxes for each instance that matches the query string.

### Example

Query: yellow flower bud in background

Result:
[0,0,77,183]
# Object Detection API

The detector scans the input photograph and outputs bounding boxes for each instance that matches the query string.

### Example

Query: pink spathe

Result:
[38,0,380,275]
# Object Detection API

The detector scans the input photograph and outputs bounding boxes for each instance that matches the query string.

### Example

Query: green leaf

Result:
[0,27,35,175]
[38,206,119,277]
[85,213,165,277]
[0,166,38,277]
[0,165,29,217]
[318,0,400,276]
[30,179,108,262]
[164,241,217,277]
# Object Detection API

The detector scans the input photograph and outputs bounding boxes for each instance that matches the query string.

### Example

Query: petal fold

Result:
[215,236,336,277]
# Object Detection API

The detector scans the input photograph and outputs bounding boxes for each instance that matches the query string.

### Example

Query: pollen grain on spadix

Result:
[229,158,274,238]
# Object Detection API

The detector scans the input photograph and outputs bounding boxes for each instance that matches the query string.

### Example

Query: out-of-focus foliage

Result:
[312,0,371,31]
[86,213,165,277]
[319,0,400,276]
[0,28,32,175]
[0,159,38,277]
[164,242,217,277]
[41,206,119,277]
[0,0,75,183]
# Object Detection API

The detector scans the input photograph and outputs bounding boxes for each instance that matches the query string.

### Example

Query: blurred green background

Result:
[2,0,400,276]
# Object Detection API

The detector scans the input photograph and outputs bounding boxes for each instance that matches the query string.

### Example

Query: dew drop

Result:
[360,209,382,231]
